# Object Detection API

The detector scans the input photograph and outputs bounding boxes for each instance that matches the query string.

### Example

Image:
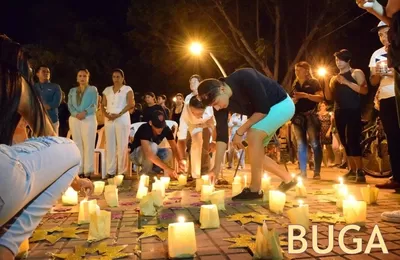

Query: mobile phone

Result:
[242,140,248,147]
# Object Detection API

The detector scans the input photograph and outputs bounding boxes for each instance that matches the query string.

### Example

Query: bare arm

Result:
[346,70,368,95]
[370,67,381,87]
[118,91,135,117]
[324,76,336,101]
[101,95,109,119]
[213,142,228,178]
[141,140,170,170]
[306,90,324,103]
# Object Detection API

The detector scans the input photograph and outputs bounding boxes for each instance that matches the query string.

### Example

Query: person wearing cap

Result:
[197,68,296,200]
[324,49,368,183]
[129,110,185,178]
[369,21,400,190]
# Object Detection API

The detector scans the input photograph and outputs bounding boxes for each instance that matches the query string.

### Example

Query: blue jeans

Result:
[292,114,322,175]
[0,137,80,255]
[130,142,172,174]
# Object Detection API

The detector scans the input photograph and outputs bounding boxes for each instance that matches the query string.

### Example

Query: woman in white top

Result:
[68,69,98,178]
[177,96,215,180]
[101,69,135,178]
[228,113,247,170]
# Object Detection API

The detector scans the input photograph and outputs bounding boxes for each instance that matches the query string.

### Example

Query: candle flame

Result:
[291,173,295,179]
[178,216,185,223]
[347,195,356,201]
[263,173,267,178]
[339,177,343,185]
[298,200,304,207]
[297,177,302,183]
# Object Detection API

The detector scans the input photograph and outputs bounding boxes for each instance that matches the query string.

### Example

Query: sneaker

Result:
[376,179,400,189]
[342,170,356,181]
[278,180,297,193]
[313,173,321,180]
[232,188,263,201]
[381,210,400,223]
[355,170,366,183]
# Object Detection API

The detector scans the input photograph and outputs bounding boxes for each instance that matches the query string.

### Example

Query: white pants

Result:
[52,121,59,136]
[69,115,97,175]
[190,127,212,179]
[105,116,130,176]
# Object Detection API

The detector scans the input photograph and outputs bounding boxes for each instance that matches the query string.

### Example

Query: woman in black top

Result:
[198,68,296,200]
[130,103,143,123]
[325,49,368,183]
[170,93,184,125]
[142,92,168,123]
[291,62,324,179]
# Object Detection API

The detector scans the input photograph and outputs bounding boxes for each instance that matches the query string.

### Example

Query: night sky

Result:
[1,0,387,104]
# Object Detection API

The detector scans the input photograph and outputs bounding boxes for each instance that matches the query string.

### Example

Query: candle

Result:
[360,185,379,205]
[104,185,119,207]
[152,177,165,197]
[61,187,78,206]
[151,190,163,208]
[139,174,150,187]
[233,176,241,184]
[339,177,343,185]
[291,173,296,179]
[136,185,148,200]
[210,190,225,210]
[195,178,204,192]
[287,200,310,230]
[200,205,220,229]
[88,205,111,241]
[168,217,197,258]
[201,175,210,185]
[244,174,248,187]
[269,190,286,214]
[295,177,307,198]
[160,177,170,189]
[78,199,97,224]
[139,193,157,216]
[232,182,242,197]
[343,195,367,226]
[336,185,348,209]
[93,181,105,195]
[114,175,124,187]
[178,174,187,186]
[201,185,214,202]
[261,173,271,192]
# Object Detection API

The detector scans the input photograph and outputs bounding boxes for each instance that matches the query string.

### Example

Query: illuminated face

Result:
[37,67,50,82]
[144,95,155,105]
[189,77,200,93]
[319,102,327,112]
[378,27,389,47]
[189,106,205,119]
[176,96,183,105]
[335,57,348,70]
[112,72,124,85]
[295,66,308,79]
[211,91,230,111]
[157,96,163,105]
[77,71,89,86]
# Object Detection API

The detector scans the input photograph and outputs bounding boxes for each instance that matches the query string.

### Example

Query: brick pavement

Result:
[23,165,400,260]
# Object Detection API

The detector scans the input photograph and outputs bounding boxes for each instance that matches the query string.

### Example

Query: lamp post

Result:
[189,42,227,77]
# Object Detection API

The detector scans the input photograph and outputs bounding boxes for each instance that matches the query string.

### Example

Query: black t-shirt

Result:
[129,123,174,151]
[332,70,360,110]
[142,104,168,123]
[292,78,321,113]
[214,68,288,143]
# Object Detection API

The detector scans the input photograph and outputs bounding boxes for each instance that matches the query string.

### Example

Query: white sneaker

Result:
[381,210,400,223]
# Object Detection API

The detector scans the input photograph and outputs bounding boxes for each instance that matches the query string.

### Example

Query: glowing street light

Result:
[317,67,327,77]
[172,96,177,103]
[189,42,203,56]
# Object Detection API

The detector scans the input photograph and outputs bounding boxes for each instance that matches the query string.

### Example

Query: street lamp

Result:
[317,67,327,77]
[172,96,177,103]
[189,42,227,77]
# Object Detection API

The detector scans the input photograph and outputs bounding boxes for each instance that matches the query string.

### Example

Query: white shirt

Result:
[184,92,195,104]
[228,113,248,136]
[177,103,215,140]
[369,47,395,101]
[103,85,133,124]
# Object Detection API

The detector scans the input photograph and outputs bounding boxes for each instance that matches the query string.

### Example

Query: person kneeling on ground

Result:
[129,110,185,179]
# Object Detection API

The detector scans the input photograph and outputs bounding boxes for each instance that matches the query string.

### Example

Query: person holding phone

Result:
[197,68,296,200]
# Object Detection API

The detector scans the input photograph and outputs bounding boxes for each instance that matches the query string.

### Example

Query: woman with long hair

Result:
[170,93,184,125]
[197,68,296,200]
[68,69,98,178]
[317,101,335,167]
[0,35,93,259]
[101,69,135,178]
[290,61,324,179]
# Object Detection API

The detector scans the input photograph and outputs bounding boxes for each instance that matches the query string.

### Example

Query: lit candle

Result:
[336,185,348,209]
[269,190,286,214]
[78,199,97,224]
[104,185,119,207]
[168,217,197,258]
[199,205,220,229]
[261,173,271,192]
[210,190,225,210]
[201,185,214,202]
[232,182,242,197]
[244,174,248,187]
[201,175,210,185]
[139,174,150,187]
[160,177,170,189]
[233,176,241,184]
[195,178,204,192]
[136,185,148,200]
[178,174,187,186]
[339,177,343,185]
[295,177,307,198]
[360,185,379,205]
[343,195,367,226]
[93,181,105,196]
[291,173,296,179]
[114,175,124,187]
[287,200,310,230]
[333,177,347,197]
[88,205,111,241]
[61,187,78,206]
[152,177,165,197]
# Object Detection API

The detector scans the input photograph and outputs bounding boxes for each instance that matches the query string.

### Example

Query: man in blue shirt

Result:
[34,65,62,135]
